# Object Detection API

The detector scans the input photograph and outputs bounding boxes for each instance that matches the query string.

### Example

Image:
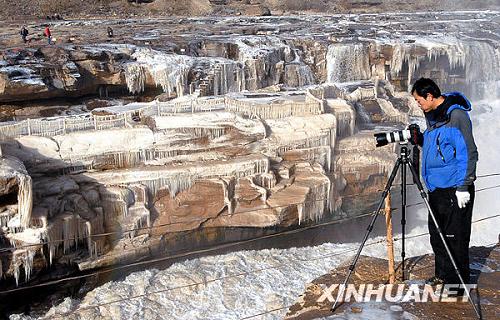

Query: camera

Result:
[374,124,421,147]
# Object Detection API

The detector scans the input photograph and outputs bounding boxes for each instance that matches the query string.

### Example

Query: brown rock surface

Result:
[153,179,227,234]
[285,243,500,320]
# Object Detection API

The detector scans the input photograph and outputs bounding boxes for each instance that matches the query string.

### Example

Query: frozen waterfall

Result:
[326,44,371,83]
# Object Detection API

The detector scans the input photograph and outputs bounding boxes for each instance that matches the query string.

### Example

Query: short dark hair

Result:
[411,78,441,99]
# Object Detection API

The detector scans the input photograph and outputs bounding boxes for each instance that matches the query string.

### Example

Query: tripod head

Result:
[396,142,421,182]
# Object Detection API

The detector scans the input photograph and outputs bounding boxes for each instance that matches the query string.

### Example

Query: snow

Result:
[234,36,286,60]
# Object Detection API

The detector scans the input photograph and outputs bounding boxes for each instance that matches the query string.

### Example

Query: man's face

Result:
[412,92,435,113]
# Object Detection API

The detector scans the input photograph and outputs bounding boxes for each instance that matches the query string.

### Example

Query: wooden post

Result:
[385,192,396,284]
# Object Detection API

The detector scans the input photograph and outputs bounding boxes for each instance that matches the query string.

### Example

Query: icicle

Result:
[16,174,32,229]
[224,96,322,119]
[326,145,332,172]
[124,63,147,94]
[10,249,36,285]
[284,64,316,87]
[49,243,55,265]
[139,175,196,199]
[23,250,35,282]
[44,219,63,266]
[297,204,304,225]
[62,218,69,254]
[248,177,268,202]
[219,178,235,215]
[254,172,276,189]
[213,62,245,95]
[1,208,17,228]
[13,255,20,286]
[127,48,195,97]
[85,221,93,258]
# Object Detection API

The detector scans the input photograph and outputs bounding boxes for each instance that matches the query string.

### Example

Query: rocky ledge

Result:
[285,242,500,320]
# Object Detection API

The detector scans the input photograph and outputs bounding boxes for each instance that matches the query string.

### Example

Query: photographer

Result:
[411,78,478,288]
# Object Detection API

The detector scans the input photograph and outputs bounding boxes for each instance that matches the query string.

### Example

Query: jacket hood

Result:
[424,91,471,128]
[443,91,472,114]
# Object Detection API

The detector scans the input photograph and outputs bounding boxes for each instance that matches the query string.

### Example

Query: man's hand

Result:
[455,191,470,209]
[408,124,422,146]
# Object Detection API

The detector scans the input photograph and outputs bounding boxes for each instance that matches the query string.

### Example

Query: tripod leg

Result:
[401,154,407,281]
[407,161,481,320]
[331,158,402,312]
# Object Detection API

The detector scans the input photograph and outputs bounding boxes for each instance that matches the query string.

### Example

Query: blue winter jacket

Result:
[422,92,478,192]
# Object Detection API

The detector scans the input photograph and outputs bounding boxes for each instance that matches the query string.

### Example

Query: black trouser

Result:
[428,185,474,284]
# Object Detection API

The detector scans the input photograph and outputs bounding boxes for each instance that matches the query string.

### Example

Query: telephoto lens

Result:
[374,129,411,147]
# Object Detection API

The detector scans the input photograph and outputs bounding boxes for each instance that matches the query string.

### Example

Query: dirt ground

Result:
[1,0,499,22]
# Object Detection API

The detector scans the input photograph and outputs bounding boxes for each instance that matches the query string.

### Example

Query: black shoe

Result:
[425,276,445,286]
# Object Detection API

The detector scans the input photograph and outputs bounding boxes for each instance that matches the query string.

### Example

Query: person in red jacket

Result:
[44,26,52,44]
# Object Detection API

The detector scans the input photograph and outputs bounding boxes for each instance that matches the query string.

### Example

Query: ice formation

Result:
[12,249,35,286]
[323,36,499,101]
[126,48,193,96]
[234,36,316,89]
[326,43,371,83]
[376,98,408,123]
[295,165,331,225]
[0,77,426,287]
[79,154,270,197]
[387,38,500,96]
[0,157,32,229]
[124,63,148,95]
[265,114,336,156]
[16,173,32,229]
[225,94,323,119]
[124,48,249,97]
[212,62,246,95]
[325,99,356,137]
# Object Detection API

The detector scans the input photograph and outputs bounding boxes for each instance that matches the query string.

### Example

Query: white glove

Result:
[455,191,470,209]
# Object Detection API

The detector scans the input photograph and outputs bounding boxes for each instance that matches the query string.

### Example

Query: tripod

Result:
[331,144,481,319]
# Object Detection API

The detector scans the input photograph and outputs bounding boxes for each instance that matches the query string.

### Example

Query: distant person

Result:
[20,26,29,43]
[44,26,52,44]
[107,26,114,38]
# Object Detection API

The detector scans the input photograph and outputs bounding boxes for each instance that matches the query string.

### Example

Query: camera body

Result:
[374,124,421,147]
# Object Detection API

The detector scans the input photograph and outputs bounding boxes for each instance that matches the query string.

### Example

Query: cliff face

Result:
[0,10,498,290]
[0,81,405,282]
[1,34,497,103]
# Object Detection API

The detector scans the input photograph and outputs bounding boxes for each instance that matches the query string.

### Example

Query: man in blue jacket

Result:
[411,78,478,287]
